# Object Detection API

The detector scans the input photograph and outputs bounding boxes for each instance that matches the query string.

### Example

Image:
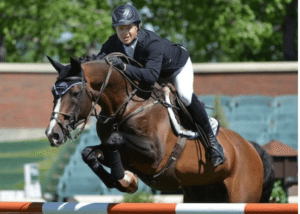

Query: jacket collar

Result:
[133,29,146,59]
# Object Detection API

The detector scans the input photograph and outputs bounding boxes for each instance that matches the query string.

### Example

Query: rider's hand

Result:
[107,55,126,71]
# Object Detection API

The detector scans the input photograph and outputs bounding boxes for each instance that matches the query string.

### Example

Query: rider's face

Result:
[116,24,138,45]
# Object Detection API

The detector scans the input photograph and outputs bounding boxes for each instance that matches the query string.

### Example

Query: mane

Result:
[79,54,106,64]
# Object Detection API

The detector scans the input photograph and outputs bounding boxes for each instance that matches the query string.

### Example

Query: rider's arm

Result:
[125,40,163,85]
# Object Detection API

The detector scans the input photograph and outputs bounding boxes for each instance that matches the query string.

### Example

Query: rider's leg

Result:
[187,94,225,167]
[173,57,225,167]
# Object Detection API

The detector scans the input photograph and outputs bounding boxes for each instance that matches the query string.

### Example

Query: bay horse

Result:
[45,54,274,203]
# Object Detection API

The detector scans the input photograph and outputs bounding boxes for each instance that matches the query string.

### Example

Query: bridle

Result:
[51,53,154,142]
[50,76,89,141]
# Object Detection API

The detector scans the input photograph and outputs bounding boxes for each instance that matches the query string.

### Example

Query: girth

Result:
[130,135,187,191]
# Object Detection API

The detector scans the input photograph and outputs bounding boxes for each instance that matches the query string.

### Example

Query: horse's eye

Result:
[72,91,80,97]
[64,115,71,121]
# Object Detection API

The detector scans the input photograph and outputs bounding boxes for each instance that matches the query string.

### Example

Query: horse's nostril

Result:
[53,133,60,141]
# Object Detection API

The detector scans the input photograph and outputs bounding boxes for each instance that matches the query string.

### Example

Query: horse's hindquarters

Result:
[221,129,265,202]
[176,128,265,203]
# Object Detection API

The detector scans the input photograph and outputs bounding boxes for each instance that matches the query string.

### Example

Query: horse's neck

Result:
[86,61,132,116]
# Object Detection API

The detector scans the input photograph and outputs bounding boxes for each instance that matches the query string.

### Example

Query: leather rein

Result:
[52,53,154,141]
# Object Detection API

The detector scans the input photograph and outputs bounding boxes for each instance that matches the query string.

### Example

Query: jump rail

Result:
[0,202,297,213]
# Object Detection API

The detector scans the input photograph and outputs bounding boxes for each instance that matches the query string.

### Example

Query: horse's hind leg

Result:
[183,183,229,203]
[223,164,264,203]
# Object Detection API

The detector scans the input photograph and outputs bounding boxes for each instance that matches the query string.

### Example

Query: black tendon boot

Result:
[187,94,226,167]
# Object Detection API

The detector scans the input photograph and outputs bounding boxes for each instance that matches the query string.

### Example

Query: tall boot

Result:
[187,94,226,167]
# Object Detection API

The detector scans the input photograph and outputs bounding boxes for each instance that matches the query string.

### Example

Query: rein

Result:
[56,53,154,142]
[94,53,156,130]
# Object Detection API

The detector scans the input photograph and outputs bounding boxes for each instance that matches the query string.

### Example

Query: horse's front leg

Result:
[81,144,137,193]
[105,132,138,192]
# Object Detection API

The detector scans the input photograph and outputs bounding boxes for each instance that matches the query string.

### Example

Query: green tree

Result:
[1,0,296,62]
[0,0,113,62]
[129,0,297,62]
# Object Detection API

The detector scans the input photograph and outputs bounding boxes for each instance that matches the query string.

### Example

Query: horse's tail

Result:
[249,141,275,203]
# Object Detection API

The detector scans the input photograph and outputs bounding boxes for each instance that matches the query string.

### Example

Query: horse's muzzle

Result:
[45,125,67,147]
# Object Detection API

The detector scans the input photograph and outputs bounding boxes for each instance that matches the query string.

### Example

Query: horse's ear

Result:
[47,56,64,73]
[70,57,82,75]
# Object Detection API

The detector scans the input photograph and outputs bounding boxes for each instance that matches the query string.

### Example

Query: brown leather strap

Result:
[153,135,187,179]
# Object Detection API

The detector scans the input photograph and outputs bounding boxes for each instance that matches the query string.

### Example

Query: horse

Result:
[45,53,274,203]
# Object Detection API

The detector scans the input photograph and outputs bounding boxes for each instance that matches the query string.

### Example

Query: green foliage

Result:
[130,0,296,62]
[270,180,288,203]
[211,95,230,128]
[1,0,113,62]
[122,191,154,203]
[1,0,296,62]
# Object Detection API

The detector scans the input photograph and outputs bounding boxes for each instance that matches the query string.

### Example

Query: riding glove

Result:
[107,55,126,71]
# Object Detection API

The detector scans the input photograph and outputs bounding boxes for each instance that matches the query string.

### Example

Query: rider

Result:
[97,4,225,167]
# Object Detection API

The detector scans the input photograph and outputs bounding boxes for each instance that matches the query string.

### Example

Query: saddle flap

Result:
[161,84,219,138]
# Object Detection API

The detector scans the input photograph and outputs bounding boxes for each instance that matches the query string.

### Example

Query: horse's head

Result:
[45,56,93,147]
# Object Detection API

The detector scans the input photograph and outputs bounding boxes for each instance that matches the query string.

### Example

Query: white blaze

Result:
[47,98,62,136]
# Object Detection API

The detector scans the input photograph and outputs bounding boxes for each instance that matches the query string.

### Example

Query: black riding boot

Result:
[187,94,226,167]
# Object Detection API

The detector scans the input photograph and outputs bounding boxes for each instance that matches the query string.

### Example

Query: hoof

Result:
[118,171,138,193]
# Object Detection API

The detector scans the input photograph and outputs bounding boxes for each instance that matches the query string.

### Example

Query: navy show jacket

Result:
[98,29,190,85]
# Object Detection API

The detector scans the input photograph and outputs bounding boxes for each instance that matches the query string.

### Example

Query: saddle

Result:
[153,83,220,139]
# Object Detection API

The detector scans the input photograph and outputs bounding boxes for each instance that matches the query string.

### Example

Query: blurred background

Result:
[0,0,298,203]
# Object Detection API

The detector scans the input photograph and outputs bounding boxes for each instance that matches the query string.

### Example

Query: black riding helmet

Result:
[112,4,141,28]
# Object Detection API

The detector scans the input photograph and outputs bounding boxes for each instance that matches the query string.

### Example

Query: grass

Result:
[122,191,155,203]
[0,132,84,195]
[0,138,63,190]
[40,135,82,197]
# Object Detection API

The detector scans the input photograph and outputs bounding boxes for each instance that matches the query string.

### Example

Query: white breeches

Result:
[172,57,194,106]
[158,57,194,106]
